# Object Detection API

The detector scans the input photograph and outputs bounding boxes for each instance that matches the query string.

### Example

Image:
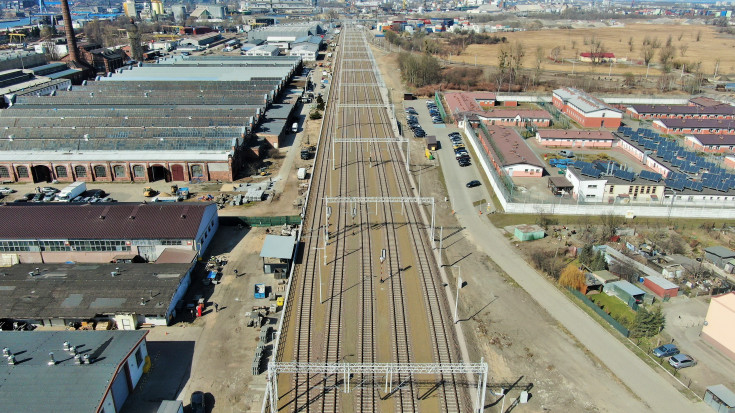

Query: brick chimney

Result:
[60,0,79,63]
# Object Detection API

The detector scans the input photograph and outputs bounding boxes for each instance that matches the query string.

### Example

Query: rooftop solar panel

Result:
[639,170,662,182]
[580,165,603,178]
[613,169,636,182]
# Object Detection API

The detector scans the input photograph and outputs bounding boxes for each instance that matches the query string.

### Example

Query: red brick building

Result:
[475,108,552,127]
[684,134,735,153]
[627,104,735,120]
[653,118,735,135]
[536,130,616,148]
[552,87,622,128]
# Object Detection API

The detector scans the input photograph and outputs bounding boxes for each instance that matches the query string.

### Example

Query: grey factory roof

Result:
[290,43,320,54]
[629,104,735,117]
[0,150,232,162]
[249,23,324,41]
[156,54,299,67]
[705,246,735,258]
[260,234,296,259]
[0,136,239,152]
[293,35,323,45]
[45,68,83,80]
[101,66,293,82]
[265,103,295,119]
[0,263,192,319]
[0,330,148,413]
[0,203,213,240]
[655,118,735,129]
[256,118,287,136]
[553,87,621,114]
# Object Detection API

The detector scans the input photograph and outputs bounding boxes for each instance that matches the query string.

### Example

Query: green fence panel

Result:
[568,288,630,337]
[224,216,303,227]
[435,91,449,123]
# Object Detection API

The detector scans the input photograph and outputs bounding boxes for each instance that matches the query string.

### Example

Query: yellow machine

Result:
[143,187,155,197]
[425,148,434,160]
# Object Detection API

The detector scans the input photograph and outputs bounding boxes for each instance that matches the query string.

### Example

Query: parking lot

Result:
[403,100,497,214]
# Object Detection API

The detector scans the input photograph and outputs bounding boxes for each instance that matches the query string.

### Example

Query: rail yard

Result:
[269,26,475,412]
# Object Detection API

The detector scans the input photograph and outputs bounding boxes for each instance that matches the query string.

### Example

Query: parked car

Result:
[559,150,575,158]
[31,193,45,202]
[0,187,16,195]
[190,391,206,413]
[466,180,481,188]
[449,132,461,138]
[669,354,697,369]
[41,187,59,194]
[414,129,426,137]
[652,344,679,358]
[458,159,471,167]
[87,189,106,198]
[22,193,35,201]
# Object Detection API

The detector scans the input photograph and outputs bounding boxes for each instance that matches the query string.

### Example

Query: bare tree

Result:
[533,45,544,85]
[659,44,676,71]
[679,44,689,57]
[628,36,634,52]
[641,44,655,66]
[587,36,606,64]
[550,46,561,63]
[599,212,621,241]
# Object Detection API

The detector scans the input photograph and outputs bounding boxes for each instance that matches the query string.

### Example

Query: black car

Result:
[414,130,426,137]
[31,193,45,202]
[466,180,481,188]
[191,391,206,413]
[87,189,106,198]
[449,132,461,138]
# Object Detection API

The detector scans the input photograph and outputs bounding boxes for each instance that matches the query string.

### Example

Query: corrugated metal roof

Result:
[707,384,735,407]
[260,234,296,259]
[610,280,645,296]
[644,275,678,290]
[0,203,213,240]
[0,330,147,413]
[705,246,735,258]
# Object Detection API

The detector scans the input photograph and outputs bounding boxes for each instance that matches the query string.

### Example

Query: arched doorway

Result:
[148,165,170,182]
[31,165,52,183]
[170,164,185,181]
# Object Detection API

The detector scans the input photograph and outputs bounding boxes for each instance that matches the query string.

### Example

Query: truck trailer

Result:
[56,181,86,202]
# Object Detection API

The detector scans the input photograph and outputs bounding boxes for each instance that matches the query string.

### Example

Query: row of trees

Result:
[396,52,442,87]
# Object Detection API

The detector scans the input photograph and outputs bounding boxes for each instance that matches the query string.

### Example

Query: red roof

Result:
[537,130,616,140]
[580,52,615,58]
[481,125,544,168]
[0,203,214,240]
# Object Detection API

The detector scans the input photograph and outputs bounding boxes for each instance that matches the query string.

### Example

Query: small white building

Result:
[565,166,607,202]
[245,44,280,57]
[289,43,319,61]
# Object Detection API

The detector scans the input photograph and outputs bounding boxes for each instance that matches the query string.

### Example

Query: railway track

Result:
[278,26,469,412]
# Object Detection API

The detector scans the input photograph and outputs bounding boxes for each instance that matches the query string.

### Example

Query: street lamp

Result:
[452,265,462,323]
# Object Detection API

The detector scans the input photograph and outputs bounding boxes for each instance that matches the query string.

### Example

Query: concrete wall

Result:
[701,294,735,361]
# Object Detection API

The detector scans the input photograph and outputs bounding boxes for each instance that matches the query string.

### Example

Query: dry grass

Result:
[450,23,735,77]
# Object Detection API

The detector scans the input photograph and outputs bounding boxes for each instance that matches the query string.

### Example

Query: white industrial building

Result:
[289,43,319,61]
[245,44,281,57]
[565,166,607,201]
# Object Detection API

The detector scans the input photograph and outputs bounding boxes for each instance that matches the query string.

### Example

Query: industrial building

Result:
[0,262,194,328]
[0,55,302,183]
[245,44,281,57]
[248,22,325,49]
[0,203,218,263]
[290,43,320,61]
[536,130,616,148]
[626,103,735,120]
[701,292,735,361]
[685,134,735,153]
[475,125,545,177]
[552,87,622,128]
[0,330,149,413]
[653,118,735,135]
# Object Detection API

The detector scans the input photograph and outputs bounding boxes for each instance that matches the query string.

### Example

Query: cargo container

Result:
[254,283,266,299]
[297,168,307,179]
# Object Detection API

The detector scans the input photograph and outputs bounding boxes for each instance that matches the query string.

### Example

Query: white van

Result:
[292,122,298,133]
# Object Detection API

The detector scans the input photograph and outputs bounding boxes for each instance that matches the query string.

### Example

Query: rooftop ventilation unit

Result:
[48,352,56,366]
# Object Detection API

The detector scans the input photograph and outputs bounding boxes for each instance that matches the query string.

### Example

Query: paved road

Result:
[418,114,709,410]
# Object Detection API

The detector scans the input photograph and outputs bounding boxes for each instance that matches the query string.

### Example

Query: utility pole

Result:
[453,265,462,324]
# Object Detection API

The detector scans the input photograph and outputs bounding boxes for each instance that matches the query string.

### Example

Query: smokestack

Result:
[60,0,79,63]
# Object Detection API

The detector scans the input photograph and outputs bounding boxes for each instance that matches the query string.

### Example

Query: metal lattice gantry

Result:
[323,196,436,242]
[264,361,489,413]
[331,137,410,173]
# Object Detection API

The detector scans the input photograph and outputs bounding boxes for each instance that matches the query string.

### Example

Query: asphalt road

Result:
[415,106,709,411]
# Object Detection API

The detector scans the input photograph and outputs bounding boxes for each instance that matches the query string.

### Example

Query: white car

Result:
[0,187,15,195]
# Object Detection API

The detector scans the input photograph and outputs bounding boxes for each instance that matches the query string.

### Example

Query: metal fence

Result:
[434,91,449,123]
[567,287,631,337]
[222,216,302,227]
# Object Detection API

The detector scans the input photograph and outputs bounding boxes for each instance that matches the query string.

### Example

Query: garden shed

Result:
[260,234,296,277]
[603,280,645,309]
[514,224,545,242]
[705,246,735,269]
[704,384,735,413]
[643,276,679,298]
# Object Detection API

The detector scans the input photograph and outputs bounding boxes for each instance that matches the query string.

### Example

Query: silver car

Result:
[669,354,697,369]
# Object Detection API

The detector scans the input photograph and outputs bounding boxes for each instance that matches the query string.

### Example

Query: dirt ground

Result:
[372,43,649,412]
[121,225,286,413]
[451,22,735,77]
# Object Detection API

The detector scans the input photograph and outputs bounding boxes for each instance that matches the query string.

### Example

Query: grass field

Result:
[590,292,636,328]
[450,23,735,77]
